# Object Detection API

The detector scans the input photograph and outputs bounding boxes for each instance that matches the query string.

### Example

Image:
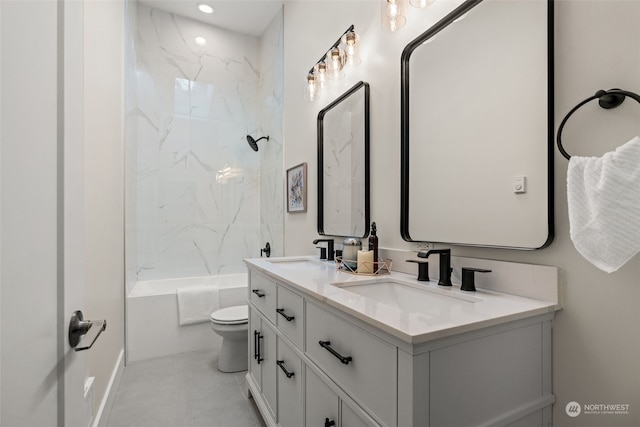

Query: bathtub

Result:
[126,274,247,362]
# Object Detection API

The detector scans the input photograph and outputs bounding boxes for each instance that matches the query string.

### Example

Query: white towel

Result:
[567,136,640,273]
[176,285,219,326]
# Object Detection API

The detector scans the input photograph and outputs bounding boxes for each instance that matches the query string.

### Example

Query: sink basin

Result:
[331,279,481,314]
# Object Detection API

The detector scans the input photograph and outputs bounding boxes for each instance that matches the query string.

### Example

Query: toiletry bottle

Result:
[369,222,378,265]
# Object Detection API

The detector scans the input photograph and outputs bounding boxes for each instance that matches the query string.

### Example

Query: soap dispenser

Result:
[368,222,379,265]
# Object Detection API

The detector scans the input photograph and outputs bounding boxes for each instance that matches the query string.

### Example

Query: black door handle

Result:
[252,289,265,298]
[325,418,336,427]
[319,340,352,365]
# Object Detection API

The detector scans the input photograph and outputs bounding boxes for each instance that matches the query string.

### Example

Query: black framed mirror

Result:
[317,81,370,238]
[401,0,554,249]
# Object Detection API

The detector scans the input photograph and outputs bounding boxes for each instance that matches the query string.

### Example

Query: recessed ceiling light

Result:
[197,3,214,14]
[195,36,207,47]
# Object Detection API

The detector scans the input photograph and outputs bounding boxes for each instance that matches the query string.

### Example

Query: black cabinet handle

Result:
[253,331,264,364]
[276,360,295,378]
[319,340,352,365]
[253,330,259,361]
[252,289,265,298]
[276,308,295,322]
[324,418,336,427]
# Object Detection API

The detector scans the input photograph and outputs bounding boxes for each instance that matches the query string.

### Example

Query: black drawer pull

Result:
[252,289,265,298]
[325,418,336,427]
[319,340,352,365]
[276,360,295,378]
[276,308,295,321]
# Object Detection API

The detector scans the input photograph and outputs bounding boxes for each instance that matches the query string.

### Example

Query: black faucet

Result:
[313,239,335,261]
[417,249,452,286]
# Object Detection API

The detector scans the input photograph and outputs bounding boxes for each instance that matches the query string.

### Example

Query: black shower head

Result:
[246,135,269,152]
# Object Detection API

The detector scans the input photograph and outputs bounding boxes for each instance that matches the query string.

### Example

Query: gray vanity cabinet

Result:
[246,266,554,427]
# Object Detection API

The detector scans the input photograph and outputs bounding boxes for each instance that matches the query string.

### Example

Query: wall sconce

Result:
[305,25,361,102]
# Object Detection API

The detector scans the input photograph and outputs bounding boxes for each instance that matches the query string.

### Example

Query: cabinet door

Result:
[306,367,339,427]
[261,322,278,420]
[341,401,372,427]
[248,308,262,391]
[277,337,303,427]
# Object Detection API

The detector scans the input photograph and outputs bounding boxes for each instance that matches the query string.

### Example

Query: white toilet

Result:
[210,305,249,373]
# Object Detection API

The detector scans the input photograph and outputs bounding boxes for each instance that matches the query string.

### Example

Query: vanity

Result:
[245,255,560,427]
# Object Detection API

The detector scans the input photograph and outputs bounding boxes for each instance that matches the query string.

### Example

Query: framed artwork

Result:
[286,162,307,213]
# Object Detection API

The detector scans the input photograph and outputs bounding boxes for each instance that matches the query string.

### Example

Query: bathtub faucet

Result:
[261,242,271,258]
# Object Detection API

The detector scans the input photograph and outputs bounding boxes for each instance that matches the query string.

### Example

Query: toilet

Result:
[210,305,249,373]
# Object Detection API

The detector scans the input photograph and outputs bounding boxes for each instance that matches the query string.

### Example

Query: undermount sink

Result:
[330,278,481,314]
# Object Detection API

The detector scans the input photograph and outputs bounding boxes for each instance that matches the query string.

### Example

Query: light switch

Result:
[513,176,527,194]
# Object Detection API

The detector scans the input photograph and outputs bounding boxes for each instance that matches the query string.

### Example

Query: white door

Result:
[1,0,88,425]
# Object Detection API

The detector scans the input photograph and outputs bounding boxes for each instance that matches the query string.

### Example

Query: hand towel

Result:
[176,285,219,326]
[567,136,640,273]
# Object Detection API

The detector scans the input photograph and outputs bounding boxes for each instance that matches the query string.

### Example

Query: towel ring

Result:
[556,88,640,160]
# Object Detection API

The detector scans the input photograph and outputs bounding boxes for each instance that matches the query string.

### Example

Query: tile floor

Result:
[105,350,267,427]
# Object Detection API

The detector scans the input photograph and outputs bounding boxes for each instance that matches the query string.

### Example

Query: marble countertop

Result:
[245,256,561,344]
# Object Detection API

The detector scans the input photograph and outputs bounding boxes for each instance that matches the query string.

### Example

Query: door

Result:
[1,1,87,425]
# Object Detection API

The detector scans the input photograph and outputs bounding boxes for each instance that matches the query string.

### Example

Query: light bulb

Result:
[341,31,361,67]
[327,47,345,80]
[305,73,317,102]
[382,0,407,32]
[314,61,327,90]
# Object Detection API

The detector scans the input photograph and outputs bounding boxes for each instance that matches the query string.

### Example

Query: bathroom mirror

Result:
[401,0,554,249]
[318,81,370,238]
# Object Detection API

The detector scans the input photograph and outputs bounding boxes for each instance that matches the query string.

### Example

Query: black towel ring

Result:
[556,88,640,160]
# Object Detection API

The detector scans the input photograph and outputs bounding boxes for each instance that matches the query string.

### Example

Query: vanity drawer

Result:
[276,285,304,349]
[249,271,277,324]
[305,302,397,427]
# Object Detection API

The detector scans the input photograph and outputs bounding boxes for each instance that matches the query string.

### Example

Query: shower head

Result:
[246,135,269,152]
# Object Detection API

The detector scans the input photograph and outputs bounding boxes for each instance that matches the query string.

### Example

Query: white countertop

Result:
[245,256,561,344]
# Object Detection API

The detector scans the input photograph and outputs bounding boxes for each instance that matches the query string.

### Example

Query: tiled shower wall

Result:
[125,4,283,284]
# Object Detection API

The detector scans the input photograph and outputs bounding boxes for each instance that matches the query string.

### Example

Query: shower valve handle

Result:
[261,242,271,258]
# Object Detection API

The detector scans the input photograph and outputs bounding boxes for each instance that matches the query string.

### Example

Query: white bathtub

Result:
[126,274,247,362]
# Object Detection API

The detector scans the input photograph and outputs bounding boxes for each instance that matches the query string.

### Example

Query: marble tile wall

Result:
[126,4,284,281]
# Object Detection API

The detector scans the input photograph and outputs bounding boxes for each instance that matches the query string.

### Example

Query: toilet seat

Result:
[210,305,248,325]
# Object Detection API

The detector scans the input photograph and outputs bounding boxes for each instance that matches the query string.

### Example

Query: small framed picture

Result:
[286,162,307,213]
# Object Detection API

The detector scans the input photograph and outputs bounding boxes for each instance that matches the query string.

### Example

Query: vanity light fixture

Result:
[305,25,361,102]
[197,3,214,14]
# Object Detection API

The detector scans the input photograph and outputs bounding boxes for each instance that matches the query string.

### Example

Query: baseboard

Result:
[93,349,125,427]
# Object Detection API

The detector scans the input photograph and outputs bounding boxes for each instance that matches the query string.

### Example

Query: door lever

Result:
[69,310,107,352]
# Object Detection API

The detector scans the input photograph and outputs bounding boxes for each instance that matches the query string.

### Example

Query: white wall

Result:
[84,0,126,422]
[283,1,640,425]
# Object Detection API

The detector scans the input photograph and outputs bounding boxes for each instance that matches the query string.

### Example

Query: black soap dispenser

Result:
[369,222,379,265]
